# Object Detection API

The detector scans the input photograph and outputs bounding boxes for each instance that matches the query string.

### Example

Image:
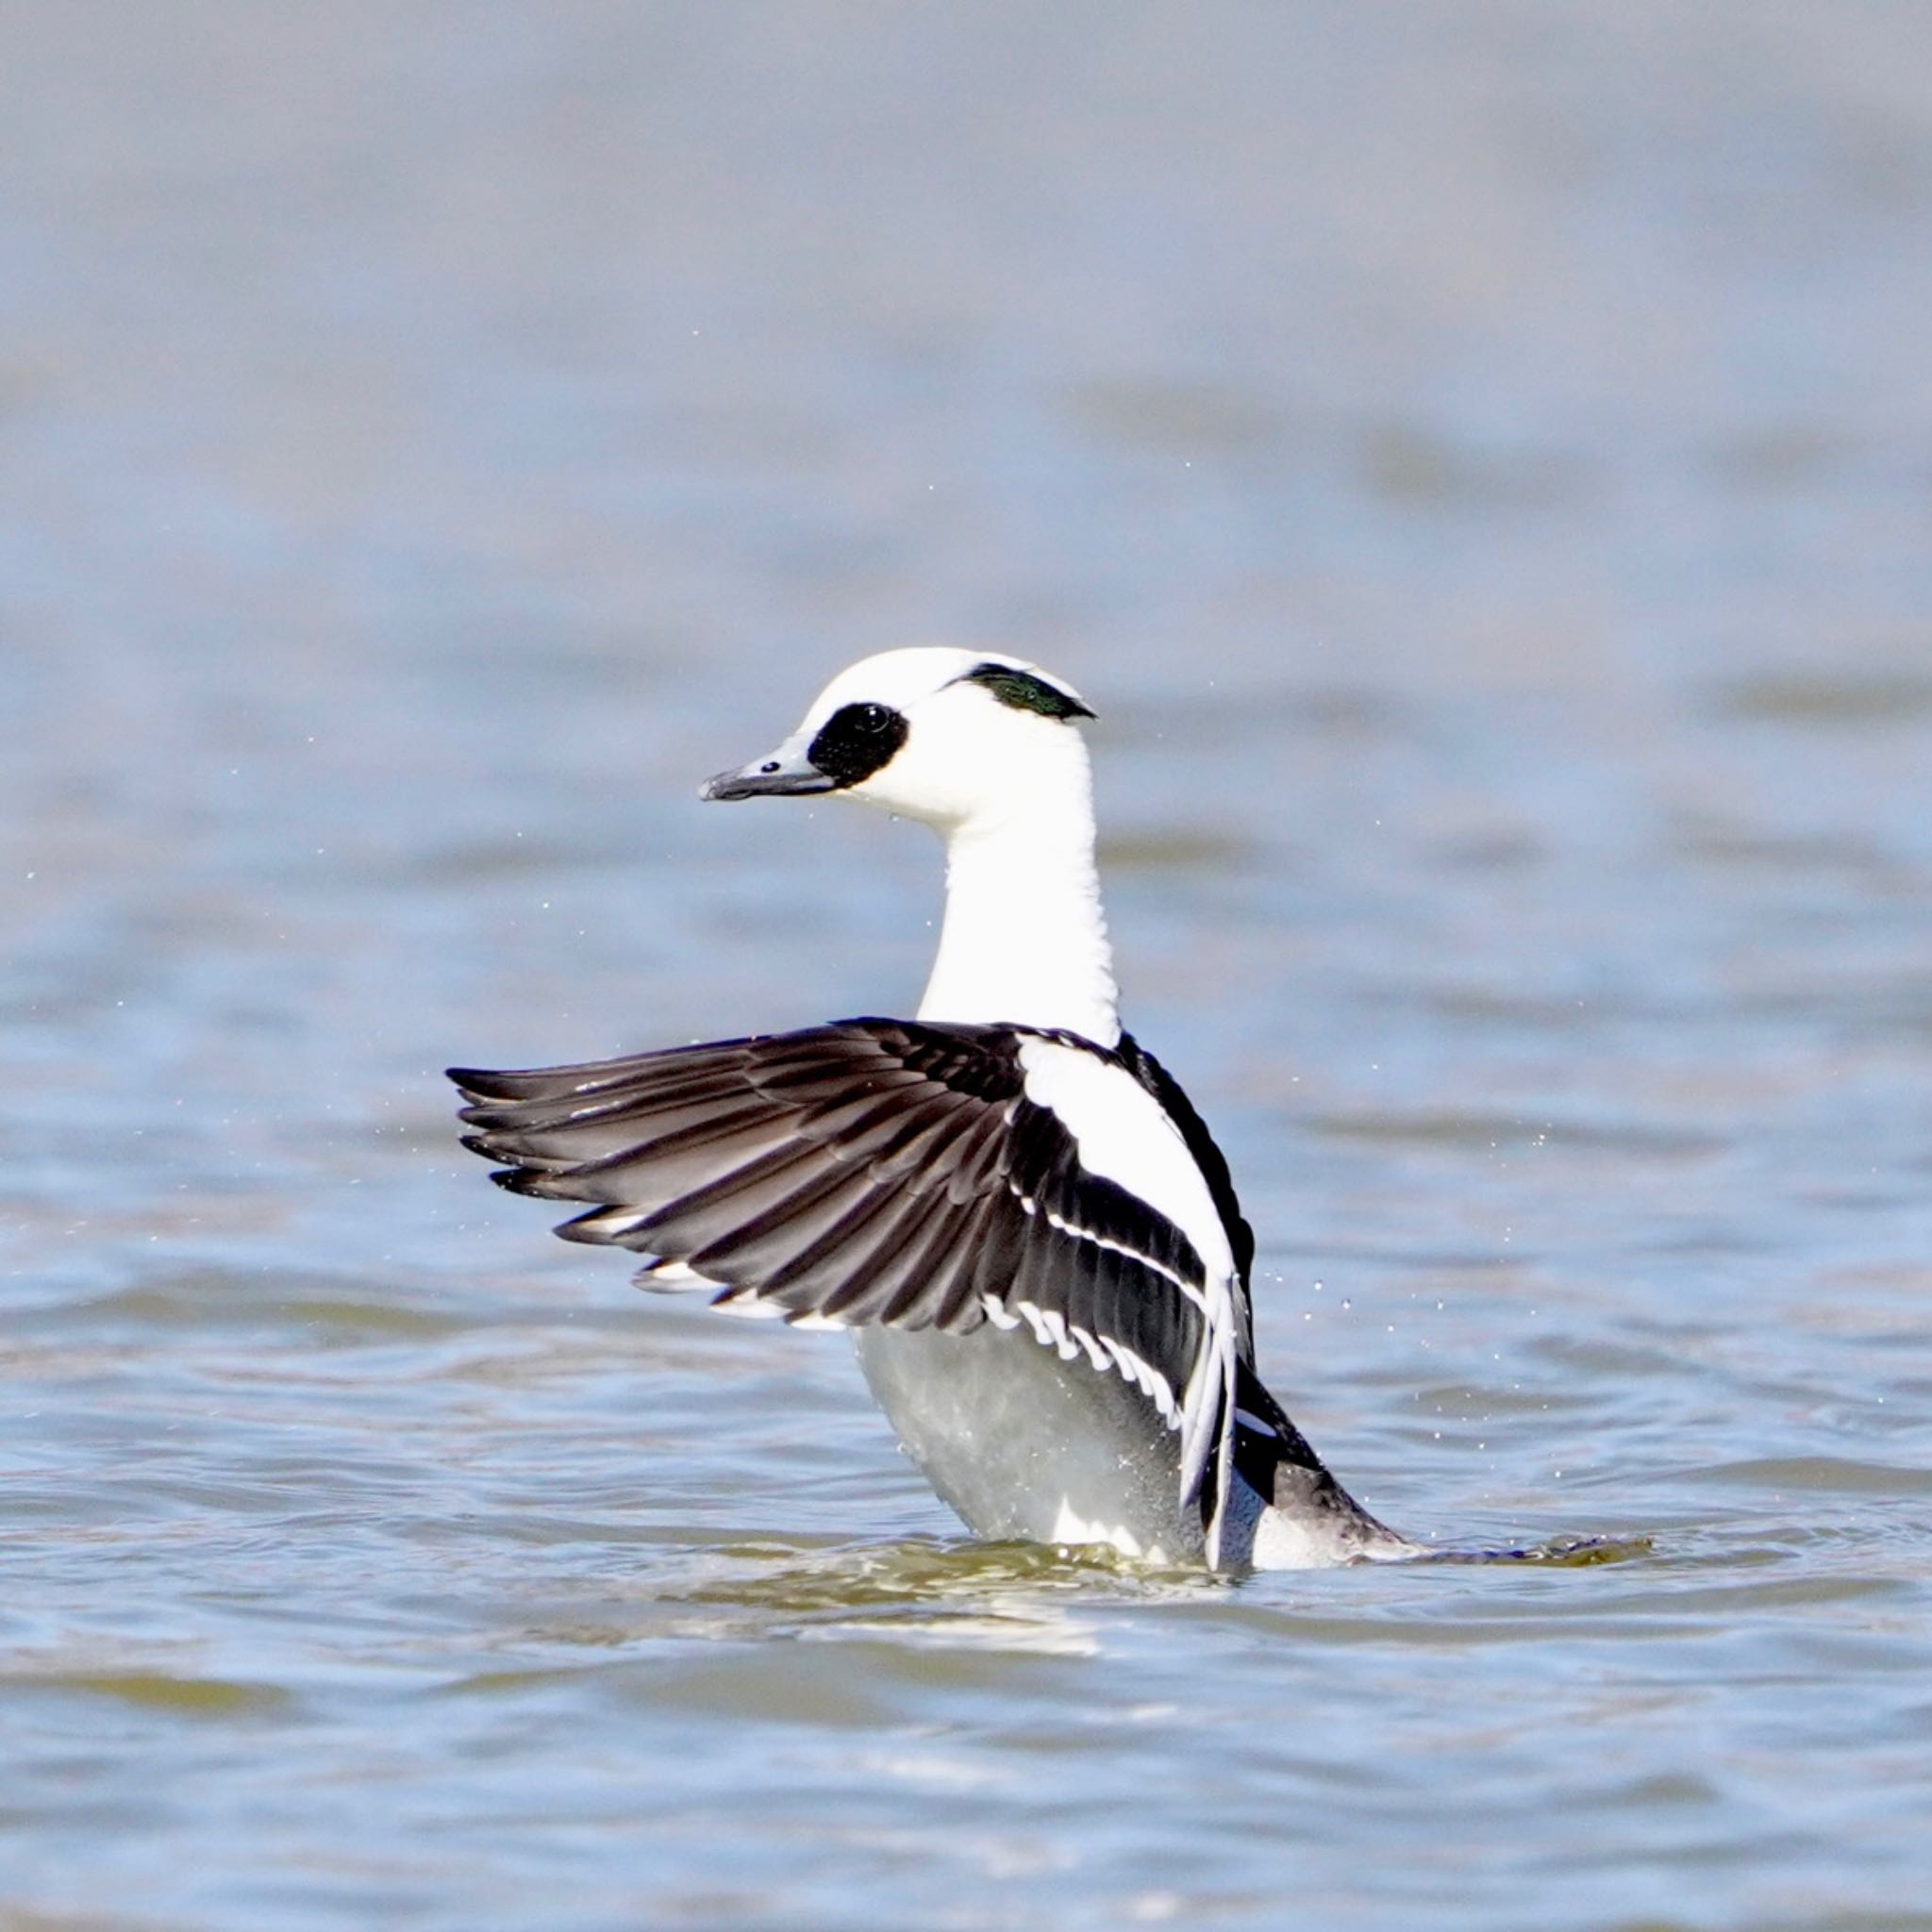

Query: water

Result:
[5,5,1932,1926]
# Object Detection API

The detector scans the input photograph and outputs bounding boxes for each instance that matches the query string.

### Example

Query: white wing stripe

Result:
[709,1288,790,1321]
[1035,1203,1209,1315]
[638,1257,720,1291]
[1009,1043,1241,1545]
[1015,1039,1235,1281]
[1102,1336,1180,1425]
[1005,1176,1210,1311]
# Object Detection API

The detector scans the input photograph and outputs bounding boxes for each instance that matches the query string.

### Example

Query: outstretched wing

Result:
[450,1018,1242,1539]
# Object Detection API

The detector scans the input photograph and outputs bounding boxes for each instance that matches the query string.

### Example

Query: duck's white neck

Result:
[914,740,1120,1047]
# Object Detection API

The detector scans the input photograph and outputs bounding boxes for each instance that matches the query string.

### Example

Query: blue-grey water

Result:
[5,6,1932,1928]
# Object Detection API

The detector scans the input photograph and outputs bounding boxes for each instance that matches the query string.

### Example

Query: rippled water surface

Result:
[6,7,1932,1928]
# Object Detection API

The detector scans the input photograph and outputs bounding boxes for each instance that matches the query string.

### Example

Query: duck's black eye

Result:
[808,701,910,787]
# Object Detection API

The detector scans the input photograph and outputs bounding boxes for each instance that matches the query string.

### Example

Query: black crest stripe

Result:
[955,662,1095,721]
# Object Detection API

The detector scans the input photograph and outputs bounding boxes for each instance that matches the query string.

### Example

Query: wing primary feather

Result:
[825,1192,977,1328]
[449,1041,754,1106]
[455,1021,1253,1558]
[752,1178,914,1297]
[680,1159,878,1278]
[454,1060,743,1131]
[887,1202,988,1328]
[462,1091,779,1172]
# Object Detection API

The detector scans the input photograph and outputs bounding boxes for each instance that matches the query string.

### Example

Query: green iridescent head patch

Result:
[956,662,1096,722]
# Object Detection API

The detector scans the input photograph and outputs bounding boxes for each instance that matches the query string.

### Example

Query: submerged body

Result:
[854,1322,1199,1560]
[453,648,1416,1571]
[854,1322,1412,1567]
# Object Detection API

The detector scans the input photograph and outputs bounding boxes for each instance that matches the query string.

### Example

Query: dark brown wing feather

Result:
[450,1019,1219,1470]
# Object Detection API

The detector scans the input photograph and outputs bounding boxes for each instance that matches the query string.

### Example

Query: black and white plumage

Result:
[452,648,1413,1570]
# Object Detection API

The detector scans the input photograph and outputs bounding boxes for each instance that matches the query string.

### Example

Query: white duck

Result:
[452,649,1418,1570]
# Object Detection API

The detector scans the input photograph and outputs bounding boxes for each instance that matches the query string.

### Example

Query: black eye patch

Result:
[956,662,1095,721]
[807,702,910,787]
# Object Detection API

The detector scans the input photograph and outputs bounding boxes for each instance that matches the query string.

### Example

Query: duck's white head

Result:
[704,647,1116,1038]
[700,647,1096,833]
